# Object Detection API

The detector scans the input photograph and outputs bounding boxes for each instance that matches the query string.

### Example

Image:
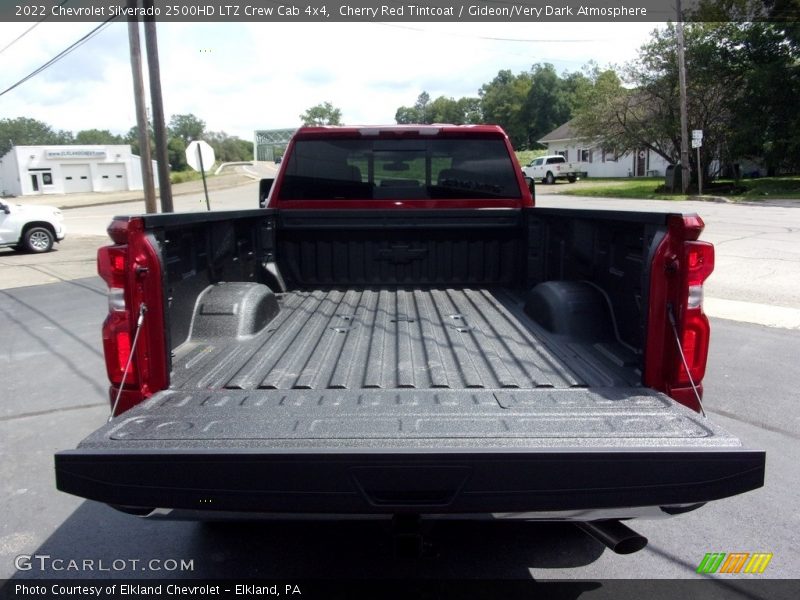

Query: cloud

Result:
[0,21,660,139]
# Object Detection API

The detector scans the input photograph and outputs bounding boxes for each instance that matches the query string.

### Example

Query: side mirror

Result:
[259,178,274,209]
[524,175,535,193]
[0,202,9,214]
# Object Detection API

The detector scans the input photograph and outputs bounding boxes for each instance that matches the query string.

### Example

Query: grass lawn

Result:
[170,168,217,185]
[558,176,800,201]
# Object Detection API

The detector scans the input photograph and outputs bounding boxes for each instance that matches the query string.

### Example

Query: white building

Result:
[538,120,671,178]
[0,145,158,197]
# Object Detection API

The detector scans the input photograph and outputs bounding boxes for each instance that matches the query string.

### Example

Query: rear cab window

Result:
[278,137,522,201]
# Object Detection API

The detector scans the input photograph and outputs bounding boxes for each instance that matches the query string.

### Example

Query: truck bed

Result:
[170,287,638,392]
[55,209,764,518]
[58,287,763,516]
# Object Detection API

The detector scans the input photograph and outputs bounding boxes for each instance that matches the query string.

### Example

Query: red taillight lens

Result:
[98,245,128,289]
[102,311,138,385]
[675,240,714,388]
[685,241,714,287]
[676,318,710,384]
[98,216,164,416]
[99,242,137,387]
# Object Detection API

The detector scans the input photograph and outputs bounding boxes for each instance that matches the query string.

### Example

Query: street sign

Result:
[691,139,702,148]
[186,140,215,210]
[185,140,215,172]
[692,129,703,140]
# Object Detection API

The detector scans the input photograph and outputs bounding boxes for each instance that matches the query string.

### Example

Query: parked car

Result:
[524,155,580,184]
[0,199,66,253]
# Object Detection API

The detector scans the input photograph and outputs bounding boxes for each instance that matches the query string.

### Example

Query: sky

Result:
[0,21,664,141]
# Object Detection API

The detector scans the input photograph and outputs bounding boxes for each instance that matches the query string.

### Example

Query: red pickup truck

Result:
[56,125,763,555]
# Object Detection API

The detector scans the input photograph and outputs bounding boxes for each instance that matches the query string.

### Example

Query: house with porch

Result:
[538,120,671,178]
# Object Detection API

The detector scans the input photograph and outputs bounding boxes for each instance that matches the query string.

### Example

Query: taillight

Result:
[644,214,715,413]
[675,241,714,386]
[98,216,168,416]
[98,244,138,387]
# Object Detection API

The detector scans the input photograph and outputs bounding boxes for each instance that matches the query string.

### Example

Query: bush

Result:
[170,170,205,185]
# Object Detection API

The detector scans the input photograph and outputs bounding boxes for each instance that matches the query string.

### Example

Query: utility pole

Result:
[143,0,174,213]
[127,2,157,214]
[676,0,691,194]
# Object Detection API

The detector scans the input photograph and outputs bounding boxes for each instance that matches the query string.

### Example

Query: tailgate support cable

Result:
[667,303,706,417]
[109,303,147,421]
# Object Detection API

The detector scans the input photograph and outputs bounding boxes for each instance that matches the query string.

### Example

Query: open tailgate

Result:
[55,388,765,515]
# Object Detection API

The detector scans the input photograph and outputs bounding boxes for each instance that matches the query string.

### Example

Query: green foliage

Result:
[206,131,253,163]
[0,117,73,155]
[558,176,800,201]
[522,64,581,148]
[559,178,685,201]
[573,19,800,180]
[125,123,154,156]
[300,102,342,126]
[395,92,482,125]
[169,169,205,184]
[395,63,609,149]
[515,149,548,166]
[168,113,206,145]
[479,69,533,148]
[723,176,800,199]
[167,136,187,171]
[74,129,124,145]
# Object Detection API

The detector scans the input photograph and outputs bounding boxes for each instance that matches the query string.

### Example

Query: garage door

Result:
[61,164,93,193]
[97,163,128,192]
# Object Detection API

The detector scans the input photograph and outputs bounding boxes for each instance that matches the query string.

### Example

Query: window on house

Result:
[602,147,618,163]
[578,149,593,163]
[556,150,568,160]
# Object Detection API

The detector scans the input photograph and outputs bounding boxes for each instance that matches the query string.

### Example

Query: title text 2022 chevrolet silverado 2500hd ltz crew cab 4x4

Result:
[55,126,763,555]
[0,199,66,253]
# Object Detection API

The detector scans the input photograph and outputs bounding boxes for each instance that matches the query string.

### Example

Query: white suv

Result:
[0,199,66,253]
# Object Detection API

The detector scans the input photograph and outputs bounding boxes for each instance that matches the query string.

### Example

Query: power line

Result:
[0,0,71,57]
[0,16,117,98]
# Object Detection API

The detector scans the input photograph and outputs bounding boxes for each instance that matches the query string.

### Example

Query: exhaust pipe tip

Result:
[576,520,648,555]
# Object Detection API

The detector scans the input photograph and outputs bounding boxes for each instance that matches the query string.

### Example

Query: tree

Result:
[479,70,534,148]
[168,113,206,145]
[299,102,342,126]
[74,129,124,145]
[458,97,483,124]
[573,21,800,182]
[0,117,73,155]
[395,92,430,124]
[166,137,187,171]
[125,123,154,156]
[521,64,577,148]
[206,131,254,163]
[396,92,483,125]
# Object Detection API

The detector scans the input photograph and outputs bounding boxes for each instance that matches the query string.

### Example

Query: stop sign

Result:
[185,140,215,172]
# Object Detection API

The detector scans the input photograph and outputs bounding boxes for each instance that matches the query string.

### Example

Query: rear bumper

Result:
[55,447,765,517]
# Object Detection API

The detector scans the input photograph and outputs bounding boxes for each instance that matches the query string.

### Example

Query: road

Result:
[5,181,798,328]
[0,277,797,585]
